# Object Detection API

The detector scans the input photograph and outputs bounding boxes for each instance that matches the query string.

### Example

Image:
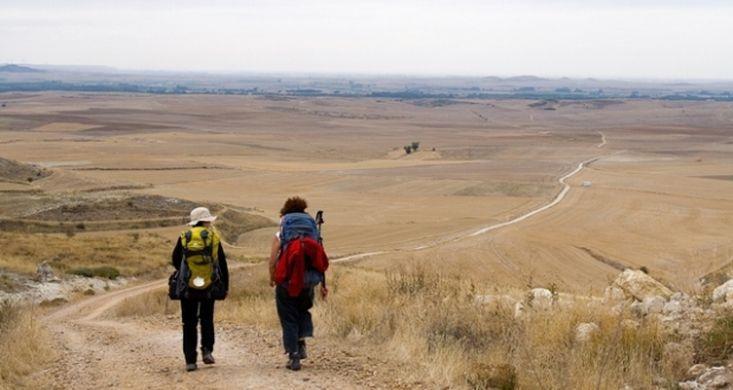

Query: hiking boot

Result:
[286,354,301,371]
[297,340,307,360]
[202,350,216,365]
[185,363,197,372]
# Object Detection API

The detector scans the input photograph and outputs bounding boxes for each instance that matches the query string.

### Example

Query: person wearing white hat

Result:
[171,207,229,372]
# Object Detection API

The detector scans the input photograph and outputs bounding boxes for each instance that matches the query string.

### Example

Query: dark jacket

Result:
[171,237,229,293]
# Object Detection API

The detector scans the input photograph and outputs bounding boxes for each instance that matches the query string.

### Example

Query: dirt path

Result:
[41,265,394,389]
[335,155,602,262]
[597,131,607,148]
[469,157,597,237]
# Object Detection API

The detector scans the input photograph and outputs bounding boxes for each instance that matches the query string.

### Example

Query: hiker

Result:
[170,207,229,372]
[269,197,329,371]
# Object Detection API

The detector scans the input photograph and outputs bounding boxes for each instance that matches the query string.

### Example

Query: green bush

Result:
[67,266,120,280]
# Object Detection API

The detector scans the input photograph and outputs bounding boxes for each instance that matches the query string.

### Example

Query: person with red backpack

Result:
[269,197,329,371]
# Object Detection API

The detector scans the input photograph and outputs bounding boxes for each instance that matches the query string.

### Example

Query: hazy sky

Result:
[1,0,732,79]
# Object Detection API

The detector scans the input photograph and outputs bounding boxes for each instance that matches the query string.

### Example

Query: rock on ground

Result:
[611,269,673,301]
[575,322,599,343]
[680,366,733,389]
[529,288,554,309]
[713,279,733,305]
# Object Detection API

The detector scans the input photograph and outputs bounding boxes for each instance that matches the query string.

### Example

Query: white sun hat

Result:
[189,207,217,226]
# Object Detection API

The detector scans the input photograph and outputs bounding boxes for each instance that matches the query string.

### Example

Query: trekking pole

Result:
[315,210,324,245]
[314,210,328,297]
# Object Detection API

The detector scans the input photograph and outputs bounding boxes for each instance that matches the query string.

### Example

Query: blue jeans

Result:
[275,285,314,355]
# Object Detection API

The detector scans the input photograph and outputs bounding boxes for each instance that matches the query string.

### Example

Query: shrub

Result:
[467,362,517,390]
[695,311,733,365]
[0,304,55,387]
[67,266,120,280]
[411,141,420,151]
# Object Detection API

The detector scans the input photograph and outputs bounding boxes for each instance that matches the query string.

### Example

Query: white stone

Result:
[678,381,702,390]
[603,286,626,302]
[642,295,666,315]
[35,261,56,282]
[663,300,683,315]
[529,288,554,309]
[687,364,708,379]
[514,302,526,319]
[697,367,732,389]
[712,280,733,303]
[575,322,600,343]
[611,269,673,301]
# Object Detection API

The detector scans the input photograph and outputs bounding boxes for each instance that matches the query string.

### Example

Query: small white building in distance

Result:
[582,181,592,187]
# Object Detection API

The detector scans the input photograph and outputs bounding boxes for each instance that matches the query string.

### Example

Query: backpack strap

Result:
[183,230,192,249]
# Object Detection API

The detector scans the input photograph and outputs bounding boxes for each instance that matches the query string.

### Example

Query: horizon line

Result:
[3,62,733,83]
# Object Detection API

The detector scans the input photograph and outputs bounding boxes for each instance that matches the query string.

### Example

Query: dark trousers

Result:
[180,298,215,364]
[275,285,314,355]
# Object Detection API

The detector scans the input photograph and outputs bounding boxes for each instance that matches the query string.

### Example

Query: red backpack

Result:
[274,236,328,297]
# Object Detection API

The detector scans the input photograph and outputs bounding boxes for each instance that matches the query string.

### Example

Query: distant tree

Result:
[404,146,412,154]
[411,141,420,152]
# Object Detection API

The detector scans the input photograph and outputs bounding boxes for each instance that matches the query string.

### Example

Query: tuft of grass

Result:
[115,289,178,318]
[67,266,120,280]
[467,362,517,390]
[0,303,55,388]
[217,266,280,327]
[695,310,733,365]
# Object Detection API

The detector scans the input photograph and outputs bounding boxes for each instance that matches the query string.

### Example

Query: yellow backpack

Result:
[181,227,220,290]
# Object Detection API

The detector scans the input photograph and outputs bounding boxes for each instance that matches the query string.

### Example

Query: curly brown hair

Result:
[280,196,308,216]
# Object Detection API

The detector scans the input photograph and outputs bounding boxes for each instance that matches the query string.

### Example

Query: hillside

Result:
[0,64,42,73]
[0,157,50,183]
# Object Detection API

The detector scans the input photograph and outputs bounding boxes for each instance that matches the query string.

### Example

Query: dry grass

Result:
[114,288,178,318]
[216,266,279,327]
[0,304,55,389]
[312,262,679,389]
[0,231,173,278]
